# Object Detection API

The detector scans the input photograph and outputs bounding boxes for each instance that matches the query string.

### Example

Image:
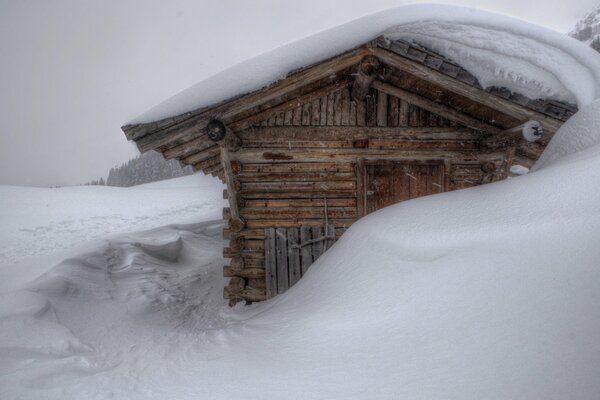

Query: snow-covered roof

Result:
[128,4,600,125]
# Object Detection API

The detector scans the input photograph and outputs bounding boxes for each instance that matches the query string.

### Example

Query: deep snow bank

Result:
[0,174,225,267]
[131,4,600,124]
[2,100,600,399]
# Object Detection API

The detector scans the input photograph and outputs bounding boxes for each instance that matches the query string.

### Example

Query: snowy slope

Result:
[2,100,600,399]
[570,4,600,46]
[130,4,600,125]
[0,174,225,267]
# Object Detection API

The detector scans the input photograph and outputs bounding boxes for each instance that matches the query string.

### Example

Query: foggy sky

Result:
[0,0,597,187]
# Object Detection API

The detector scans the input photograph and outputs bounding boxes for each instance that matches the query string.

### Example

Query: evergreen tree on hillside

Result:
[104,151,193,187]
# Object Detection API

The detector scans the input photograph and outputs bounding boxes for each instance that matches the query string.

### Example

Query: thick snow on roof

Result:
[130,4,600,125]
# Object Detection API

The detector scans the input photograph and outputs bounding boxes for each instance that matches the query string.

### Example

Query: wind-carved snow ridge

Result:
[131,4,600,124]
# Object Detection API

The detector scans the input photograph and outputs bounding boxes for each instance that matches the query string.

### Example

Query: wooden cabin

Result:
[122,37,576,305]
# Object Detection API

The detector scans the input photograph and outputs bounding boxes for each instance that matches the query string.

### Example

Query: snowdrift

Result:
[2,99,600,399]
[131,4,600,124]
[0,174,225,268]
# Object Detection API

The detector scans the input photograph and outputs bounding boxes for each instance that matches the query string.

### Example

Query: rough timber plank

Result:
[312,226,325,261]
[264,228,277,299]
[300,226,313,275]
[287,229,301,286]
[275,228,289,294]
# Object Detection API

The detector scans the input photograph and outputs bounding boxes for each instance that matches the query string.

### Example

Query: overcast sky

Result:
[0,0,597,187]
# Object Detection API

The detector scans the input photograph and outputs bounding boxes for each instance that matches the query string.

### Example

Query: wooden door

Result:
[365,161,444,214]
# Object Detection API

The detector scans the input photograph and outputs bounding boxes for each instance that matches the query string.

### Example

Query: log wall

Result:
[222,85,507,305]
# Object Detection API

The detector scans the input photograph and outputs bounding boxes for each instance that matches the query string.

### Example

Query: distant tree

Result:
[104,150,193,187]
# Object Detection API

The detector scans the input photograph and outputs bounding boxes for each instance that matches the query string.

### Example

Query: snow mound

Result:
[533,98,600,170]
[0,221,228,399]
[131,4,600,124]
[0,174,226,267]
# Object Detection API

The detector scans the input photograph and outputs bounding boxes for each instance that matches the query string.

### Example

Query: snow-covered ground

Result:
[0,174,225,267]
[2,99,600,399]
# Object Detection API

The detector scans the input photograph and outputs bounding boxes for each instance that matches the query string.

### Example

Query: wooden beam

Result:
[239,126,482,141]
[371,80,501,134]
[373,48,563,134]
[351,55,381,101]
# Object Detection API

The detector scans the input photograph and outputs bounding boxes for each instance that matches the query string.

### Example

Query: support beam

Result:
[371,80,502,134]
[351,55,381,101]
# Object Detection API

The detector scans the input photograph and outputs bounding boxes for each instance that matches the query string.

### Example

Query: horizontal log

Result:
[244,198,356,208]
[241,206,357,220]
[240,161,356,173]
[223,286,266,302]
[239,126,482,141]
[240,180,357,193]
[240,191,358,199]
[181,145,221,166]
[247,278,266,290]
[244,219,355,230]
[223,266,265,278]
[231,147,502,164]
[162,134,212,160]
[237,172,356,182]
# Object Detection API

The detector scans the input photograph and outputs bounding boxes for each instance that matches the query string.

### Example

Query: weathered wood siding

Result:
[222,85,510,304]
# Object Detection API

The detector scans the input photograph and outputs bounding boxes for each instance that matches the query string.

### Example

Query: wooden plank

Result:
[301,102,311,125]
[356,100,366,126]
[312,226,325,261]
[237,172,356,182]
[245,219,356,229]
[326,93,335,125]
[300,226,313,276]
[388,96,399,127]
[341,87,351,126]
[287,228,301,286]
[162,134,212,160]
[275,228,289,294]
[333,90,343,125]
[240,161,356,173]
[377,92,388,127]
[311,98,321,126]
[292,106,302,126]
[399,98,409,126]
[240,180,356,193]
[365,88,377,127]
[239,125,482,141]
[265,228,277,299]
[232,147,502,164]
[324,225,336,251]
[320,95,328,126]
[240,207,357,220]
[244,198,356,208]
[349,100,357,126]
